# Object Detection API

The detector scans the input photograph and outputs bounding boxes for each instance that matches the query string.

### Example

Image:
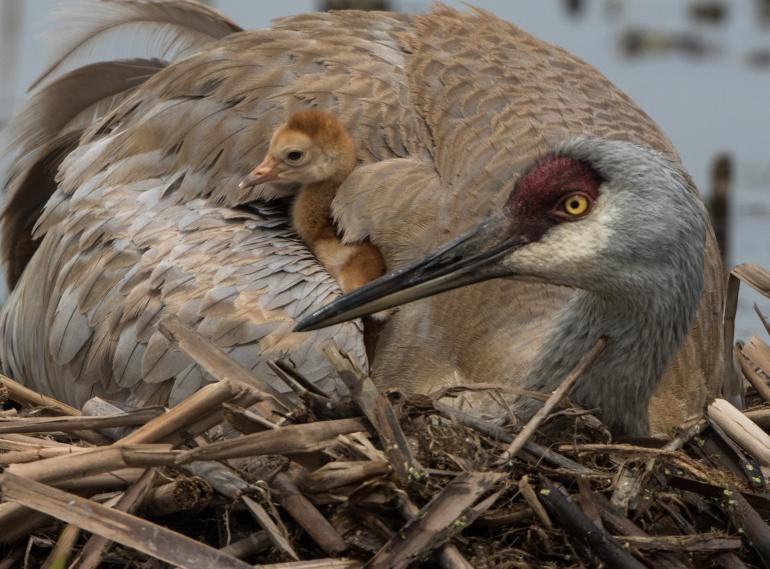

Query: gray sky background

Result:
[1,0,768,339]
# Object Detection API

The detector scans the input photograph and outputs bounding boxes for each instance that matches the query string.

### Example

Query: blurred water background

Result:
[0,0,768,340]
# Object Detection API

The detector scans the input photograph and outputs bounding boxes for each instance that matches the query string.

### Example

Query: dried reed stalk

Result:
[367,472,502,569]
[722,486,770,567]
[218,531,270,559]
[5,444,177,483]
[518,474,552,529]
[708,398,770,466]
[0,407,163,435]
[618,534,740,552]
[177,418,368,462]
[736,343,770,403]
[0,471,254,569]
[158,316,292,415]
[0,445,89,464]
[724,264,770,402]
[0,432,75,450]
[399,498,474,569]
[242,494,300,561]
[272,465,348,556]
[324,345,419,484]
[41,523,80,569]
[119,379,244,445]
[0,374,79,416]
[301,460,390,492]
[56,468,145,492]
[745,406,770,428]
[143,477,212,516]
[538,478,647,569]
[75,468,158,569]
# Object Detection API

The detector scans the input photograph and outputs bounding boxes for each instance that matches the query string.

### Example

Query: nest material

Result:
[0,266,769,569]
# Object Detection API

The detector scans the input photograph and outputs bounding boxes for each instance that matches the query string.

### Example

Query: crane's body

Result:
[0,2,726,434]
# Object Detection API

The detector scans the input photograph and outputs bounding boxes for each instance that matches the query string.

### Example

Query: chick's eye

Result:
[560,193,591,217]
[286,150,304,162]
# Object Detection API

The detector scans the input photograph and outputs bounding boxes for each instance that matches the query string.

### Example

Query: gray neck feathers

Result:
[519,265,702,435]
[515,138,707,436]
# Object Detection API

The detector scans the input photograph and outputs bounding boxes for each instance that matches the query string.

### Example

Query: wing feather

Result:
[34,0,240,89]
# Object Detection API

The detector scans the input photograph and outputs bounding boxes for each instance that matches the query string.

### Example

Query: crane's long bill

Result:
[294,214,526,331]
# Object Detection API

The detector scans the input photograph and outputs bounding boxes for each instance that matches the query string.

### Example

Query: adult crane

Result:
[0,1,727,435]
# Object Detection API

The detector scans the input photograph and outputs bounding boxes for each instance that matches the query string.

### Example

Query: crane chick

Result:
[240,110,386,298]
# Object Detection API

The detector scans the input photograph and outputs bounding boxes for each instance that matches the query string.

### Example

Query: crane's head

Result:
[240,109,356,188]
[295,138,707,331]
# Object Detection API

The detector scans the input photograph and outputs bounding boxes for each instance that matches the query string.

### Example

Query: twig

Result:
[518,475,552,529]
[590,490,691,569]
[251,561,360,568]
[618,534,740,552]
[498,337,607,463]
[609,416,708,512]
[0,375,108,444]
[431,401,597,475]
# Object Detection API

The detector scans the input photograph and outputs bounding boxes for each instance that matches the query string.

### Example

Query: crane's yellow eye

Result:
[561,193,590,217]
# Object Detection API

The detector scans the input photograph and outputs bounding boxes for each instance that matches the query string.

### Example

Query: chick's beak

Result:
[239,155,281,188]
[294,213,528,331]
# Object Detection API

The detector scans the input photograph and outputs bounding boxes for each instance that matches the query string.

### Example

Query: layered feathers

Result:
[0,2,725,432]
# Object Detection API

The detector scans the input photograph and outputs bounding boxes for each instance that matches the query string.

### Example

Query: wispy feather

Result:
[33,0,242,89]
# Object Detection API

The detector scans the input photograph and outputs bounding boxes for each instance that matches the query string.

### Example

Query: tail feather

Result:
[2,131,81,288]
[2,0,242,289]
[33,0,241,89]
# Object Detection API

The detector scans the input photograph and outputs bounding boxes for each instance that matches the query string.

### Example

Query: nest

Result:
[1,265,770,569]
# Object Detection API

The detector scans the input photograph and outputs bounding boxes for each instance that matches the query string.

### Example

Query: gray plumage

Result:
[512,139,707,435]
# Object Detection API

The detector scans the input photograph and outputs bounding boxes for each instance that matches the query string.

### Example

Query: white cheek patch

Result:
[503,191,616,279]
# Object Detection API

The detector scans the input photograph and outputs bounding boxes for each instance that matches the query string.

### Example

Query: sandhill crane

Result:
[240,110,386,295]
[0,1,727,435]
[298,139,709,435]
